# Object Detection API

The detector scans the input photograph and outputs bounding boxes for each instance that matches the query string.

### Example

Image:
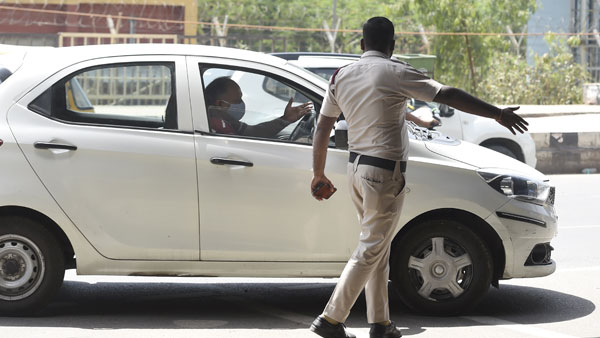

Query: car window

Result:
[29,63,178,130]
[200,66,318,144]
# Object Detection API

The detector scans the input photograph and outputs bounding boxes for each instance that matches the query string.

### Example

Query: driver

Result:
[204,77,313,138]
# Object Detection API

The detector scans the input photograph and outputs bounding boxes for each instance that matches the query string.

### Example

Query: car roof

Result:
[290,55,359,68]
[0,44,328,102]
[23,44,288,70]
[271,52,360,60]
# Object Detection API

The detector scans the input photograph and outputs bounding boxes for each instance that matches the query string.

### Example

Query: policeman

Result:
[310,17,528,338]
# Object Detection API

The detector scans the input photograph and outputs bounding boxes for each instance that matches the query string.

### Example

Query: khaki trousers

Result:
[323,156,406,324]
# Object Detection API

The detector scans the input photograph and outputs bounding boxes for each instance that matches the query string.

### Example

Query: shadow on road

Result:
[0,279,594,335]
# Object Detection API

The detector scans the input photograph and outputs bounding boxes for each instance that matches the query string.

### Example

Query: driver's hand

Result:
[284,98,313,123]
[413,115,438,129]
[429,119,440,129]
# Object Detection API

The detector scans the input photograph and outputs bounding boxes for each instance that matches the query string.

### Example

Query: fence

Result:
[58,32,178,47]
[74,64,172,108]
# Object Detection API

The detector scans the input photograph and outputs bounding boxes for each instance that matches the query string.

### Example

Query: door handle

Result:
[34,142,78,151]
[210,157,253,167]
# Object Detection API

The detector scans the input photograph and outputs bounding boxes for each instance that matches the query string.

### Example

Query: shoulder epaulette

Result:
[390,58,410,66]
[330,64,350,85]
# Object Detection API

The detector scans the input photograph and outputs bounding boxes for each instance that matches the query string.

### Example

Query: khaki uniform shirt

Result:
[321,50,443,161]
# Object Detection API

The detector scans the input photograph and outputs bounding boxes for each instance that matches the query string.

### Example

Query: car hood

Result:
[424,137,545,180]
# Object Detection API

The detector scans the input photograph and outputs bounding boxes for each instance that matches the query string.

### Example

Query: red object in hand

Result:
[312,182,337,200]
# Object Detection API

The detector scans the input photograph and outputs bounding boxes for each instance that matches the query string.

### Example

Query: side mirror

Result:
[439,104,455,118]
[335,120,348,150]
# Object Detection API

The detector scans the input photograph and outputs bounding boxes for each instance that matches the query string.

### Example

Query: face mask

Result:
[227,101,246,121]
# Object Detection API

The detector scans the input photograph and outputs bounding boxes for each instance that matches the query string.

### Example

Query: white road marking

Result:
[462,316,579,338]
[559,225,600,229]
[556,265,600,272]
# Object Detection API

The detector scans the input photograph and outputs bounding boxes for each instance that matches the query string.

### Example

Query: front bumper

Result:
[486,197,558,279]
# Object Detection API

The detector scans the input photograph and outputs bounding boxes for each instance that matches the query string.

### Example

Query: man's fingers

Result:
[514,125,524,134]
[518,121,528,131]
[506,124,516,135]
[519,116,529,125]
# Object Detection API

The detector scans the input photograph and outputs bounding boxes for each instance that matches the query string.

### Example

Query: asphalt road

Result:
[0,174,598,338]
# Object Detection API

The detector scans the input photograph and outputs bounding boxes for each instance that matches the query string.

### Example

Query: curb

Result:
[521,111,599,118]
[505,105,600,118]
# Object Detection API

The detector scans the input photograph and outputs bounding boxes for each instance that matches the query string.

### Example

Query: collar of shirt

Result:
[360,50,390,59]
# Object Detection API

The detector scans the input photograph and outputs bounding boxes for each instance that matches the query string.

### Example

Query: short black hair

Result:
[204,76,237,106]
[362,17,395,52]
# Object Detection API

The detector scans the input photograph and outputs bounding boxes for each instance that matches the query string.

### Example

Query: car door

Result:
[188,56,358,262]
[7,56,199,260]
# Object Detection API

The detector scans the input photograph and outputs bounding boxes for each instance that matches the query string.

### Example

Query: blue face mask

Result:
[227,101,246,121]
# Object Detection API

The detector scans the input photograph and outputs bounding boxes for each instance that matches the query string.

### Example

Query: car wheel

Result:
[390,219,493,315]
[0,216,65,315]
[484,144,518,160]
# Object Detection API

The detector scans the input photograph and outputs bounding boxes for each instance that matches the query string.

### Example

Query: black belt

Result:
[349,152,406,172]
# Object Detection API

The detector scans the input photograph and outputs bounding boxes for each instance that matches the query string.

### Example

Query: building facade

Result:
[0,0,197,46]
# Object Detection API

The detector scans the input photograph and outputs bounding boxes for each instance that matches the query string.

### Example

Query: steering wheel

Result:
[289,112,315,141]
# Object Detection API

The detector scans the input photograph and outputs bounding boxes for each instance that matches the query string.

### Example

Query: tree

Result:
[196,0,586,105]
[197,0,330,52]
[196,0,406,53]
[476,35,588,104]
[404,0,536,95]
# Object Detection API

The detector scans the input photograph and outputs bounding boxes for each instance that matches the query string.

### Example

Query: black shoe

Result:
[310,316,356,338]
[369,321,402,338]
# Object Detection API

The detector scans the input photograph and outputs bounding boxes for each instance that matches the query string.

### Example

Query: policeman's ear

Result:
[388,40,396,57]
[360,39,365,52]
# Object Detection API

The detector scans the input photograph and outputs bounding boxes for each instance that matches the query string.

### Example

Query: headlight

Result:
[477,169,551,205]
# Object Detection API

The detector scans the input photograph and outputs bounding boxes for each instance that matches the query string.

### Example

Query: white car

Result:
[0,44,556,316]
[280,53,537,167]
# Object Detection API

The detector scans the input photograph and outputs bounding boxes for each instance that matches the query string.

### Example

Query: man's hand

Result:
[284,98,313,123]
[497,106,528,135]
[407,111,439,129]
[311,175,335,201]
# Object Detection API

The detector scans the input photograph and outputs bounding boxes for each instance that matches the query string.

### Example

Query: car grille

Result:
[546,186,555,206]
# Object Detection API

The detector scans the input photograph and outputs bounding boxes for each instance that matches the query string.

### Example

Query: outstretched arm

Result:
[433,86,528,135]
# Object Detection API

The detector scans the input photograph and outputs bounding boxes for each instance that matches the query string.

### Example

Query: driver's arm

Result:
[241,117,291,138]
[406,112,438,128]
[241,98,313,138]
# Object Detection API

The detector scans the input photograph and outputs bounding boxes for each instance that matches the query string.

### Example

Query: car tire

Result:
[484,144,518,160]
[390,219,493,315]
[0,216,65,316]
